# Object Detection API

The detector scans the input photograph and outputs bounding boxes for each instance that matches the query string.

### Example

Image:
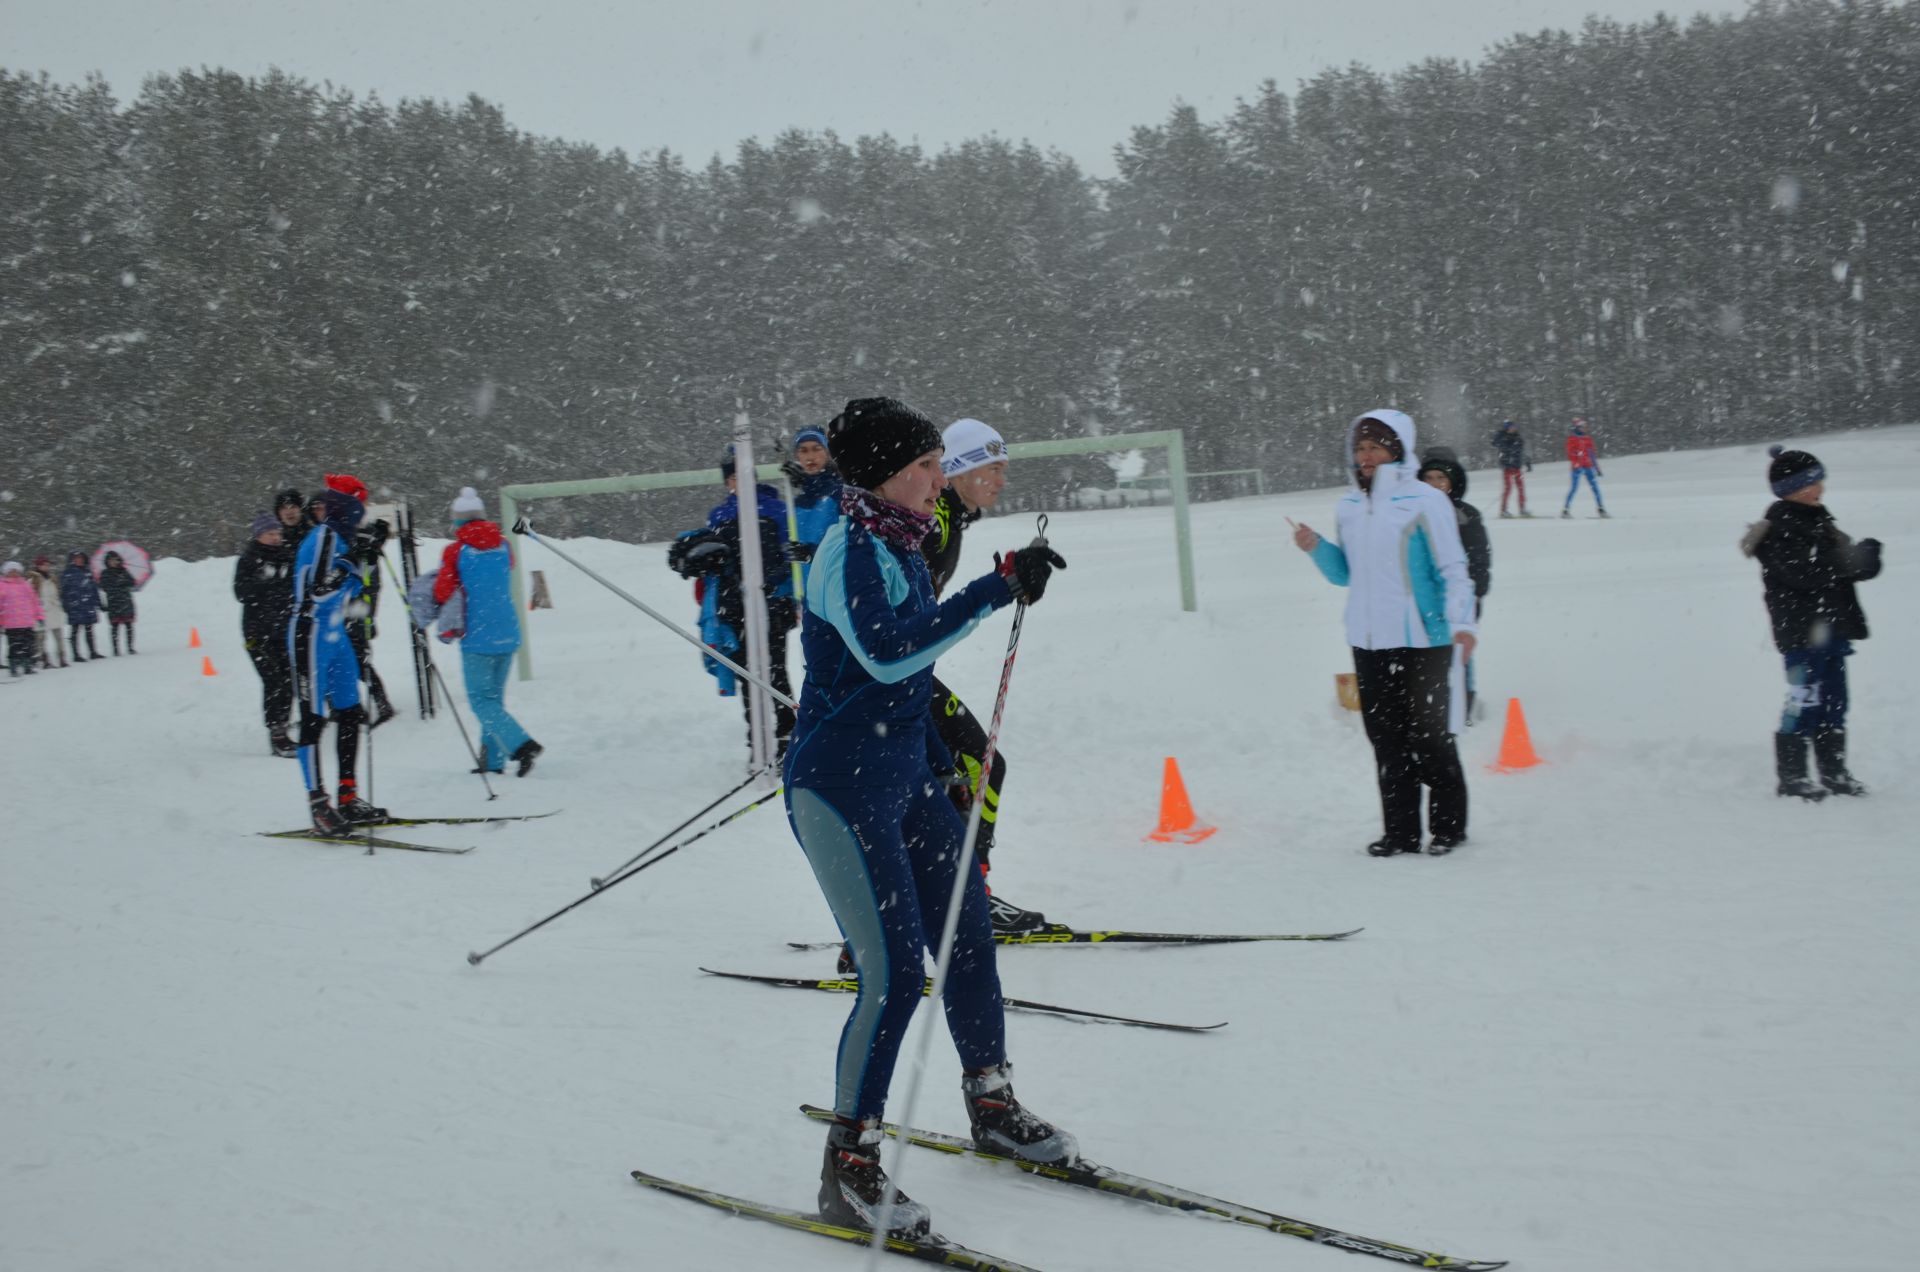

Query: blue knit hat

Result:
[1768,445,1825,498]
[794,427,828,450]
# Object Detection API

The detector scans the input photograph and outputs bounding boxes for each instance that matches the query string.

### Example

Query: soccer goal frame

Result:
[498,428,1197,679]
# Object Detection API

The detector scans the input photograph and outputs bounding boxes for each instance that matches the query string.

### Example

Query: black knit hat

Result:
[1353,417,1405,463]
[1768,444,1825,498]
[275,488,305,511]
[827,397,945,491]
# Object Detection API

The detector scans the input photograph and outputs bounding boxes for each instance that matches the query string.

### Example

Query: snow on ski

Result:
[797,1105,1507,1270]
[699,968,1225,1033]
[367,810,561,828]
[631,1169,1050,1271]
[258,829,475,854]
[788,925,1362,951]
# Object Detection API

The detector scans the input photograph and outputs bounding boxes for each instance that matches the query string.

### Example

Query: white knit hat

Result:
[942,418,1009,478]
[0,560,21,575]
[450,486,487,521]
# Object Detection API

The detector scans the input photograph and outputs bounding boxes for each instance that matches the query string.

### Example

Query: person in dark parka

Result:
[97,551,139,654]
[1418,451,1492,724]
[59,551,102,662]
[234,511,300,756]
[1740,445,1882,799]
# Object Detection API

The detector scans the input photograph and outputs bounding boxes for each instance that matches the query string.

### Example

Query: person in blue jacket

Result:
[58,550,102,662]
[782,426,844,582]
[288,476,389,831]
[434,487,542,777]
[787,397,1073,1240]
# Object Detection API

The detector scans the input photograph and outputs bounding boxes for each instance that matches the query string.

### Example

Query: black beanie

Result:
[275,488,305,511]
[827,397,945,492]
[1768,444,1825,498]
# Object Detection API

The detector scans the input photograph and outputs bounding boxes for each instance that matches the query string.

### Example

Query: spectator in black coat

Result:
[1419,452,1492,723]
[234,511,299,755]
[97,551,139,655]
[1740,445,1882,800]
[59,551,102,662]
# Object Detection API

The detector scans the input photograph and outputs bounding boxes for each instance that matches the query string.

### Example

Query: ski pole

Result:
[869,514,1050,1260]
[429,659,498,801]
[466,785,783,966]
[510,517,797,710]
[588,769,763,889]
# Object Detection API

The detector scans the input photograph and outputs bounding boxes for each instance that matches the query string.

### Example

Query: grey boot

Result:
[1774,734,1826,802]
[1812,730,1867,796]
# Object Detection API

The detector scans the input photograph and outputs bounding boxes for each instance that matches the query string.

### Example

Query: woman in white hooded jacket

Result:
[1292,410,1478,856]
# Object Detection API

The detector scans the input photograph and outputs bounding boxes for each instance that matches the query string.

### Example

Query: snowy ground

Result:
[5,428,1917,1272]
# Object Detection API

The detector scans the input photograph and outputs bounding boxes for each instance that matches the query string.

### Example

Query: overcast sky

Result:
[8,0,1728,175]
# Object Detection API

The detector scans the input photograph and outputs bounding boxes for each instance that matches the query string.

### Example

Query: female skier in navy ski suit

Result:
[785,397,1073,1240]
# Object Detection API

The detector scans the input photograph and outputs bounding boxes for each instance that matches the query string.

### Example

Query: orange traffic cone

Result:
[1146,757,1217,843]
[200,655,218,677]
[189,626,202,648]
[1488,697,1542,771]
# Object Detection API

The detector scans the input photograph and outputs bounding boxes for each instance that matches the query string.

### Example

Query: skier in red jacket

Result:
[1561,418,1609,518]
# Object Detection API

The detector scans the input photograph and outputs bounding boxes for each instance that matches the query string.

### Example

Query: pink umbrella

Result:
[91,540,154,589]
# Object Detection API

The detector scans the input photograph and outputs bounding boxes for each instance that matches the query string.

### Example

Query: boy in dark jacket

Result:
[234,511,299,755]
[1740,445,1882,799]
[59,552,101,661]
[1419,452,1492,723]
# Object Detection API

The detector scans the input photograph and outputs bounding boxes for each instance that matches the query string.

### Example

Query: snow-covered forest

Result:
[2,0,1914,557]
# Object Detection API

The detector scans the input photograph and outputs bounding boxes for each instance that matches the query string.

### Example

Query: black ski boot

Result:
[511,739,544,777]
[309,791,349,834]
[370,694,398,729]
[270,727,299,759]
[1774,734,1827,802]
[1812,730,1866,796]
[987,893,1052,935]
[1366,837,1420,857]
[337,796,391,826]
[836,942,856,976]
[1427,832,1467,855]
[962,1063,1077,1164]
[819,1116,931,1239]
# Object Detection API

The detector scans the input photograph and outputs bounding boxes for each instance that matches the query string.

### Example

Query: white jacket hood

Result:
[1346,409,1418,487]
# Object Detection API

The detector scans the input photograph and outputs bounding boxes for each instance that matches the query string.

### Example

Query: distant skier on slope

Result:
[1490,420,1533,517]
[1740,444,1882,800]
[1562,417,1609,518]
[784,396,1074,1240]
[1291,411,1478,856]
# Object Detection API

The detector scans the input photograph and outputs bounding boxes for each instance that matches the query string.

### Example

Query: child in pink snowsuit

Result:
[1,560,48,677]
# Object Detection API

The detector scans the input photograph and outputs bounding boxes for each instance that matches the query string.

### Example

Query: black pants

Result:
[70,624,99,659]
[930,674,1009,866]
[738,598,797,752]
[1352,645,1467,847]
[244,627,294,730]
[346,622,392,712]
[5,627,34,673]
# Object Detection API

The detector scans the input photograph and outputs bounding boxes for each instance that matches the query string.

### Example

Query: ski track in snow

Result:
[5,428,1918,1271]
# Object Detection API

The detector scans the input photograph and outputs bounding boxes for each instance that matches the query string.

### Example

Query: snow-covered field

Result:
[5,428,1917,1272]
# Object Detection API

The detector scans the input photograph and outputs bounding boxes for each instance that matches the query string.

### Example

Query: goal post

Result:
[498,428,1196,680]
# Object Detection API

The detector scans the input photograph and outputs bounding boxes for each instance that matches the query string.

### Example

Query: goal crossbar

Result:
[499,428,1196,679]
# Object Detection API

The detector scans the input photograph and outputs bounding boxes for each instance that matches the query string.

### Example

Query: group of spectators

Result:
[1,551,142,678]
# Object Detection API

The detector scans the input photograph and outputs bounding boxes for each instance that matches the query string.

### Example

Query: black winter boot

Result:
[987,893,1052,935]
[963,1063,1077,1164]
[1774,734,1826,802]
[819,1117,931,1239]
[511,739,543,777]
[1812,730,1866,796]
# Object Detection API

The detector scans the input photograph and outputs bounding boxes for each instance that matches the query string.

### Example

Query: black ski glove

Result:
[789,541,816,564]
[780,459,809,485]
[995,545,1067,604]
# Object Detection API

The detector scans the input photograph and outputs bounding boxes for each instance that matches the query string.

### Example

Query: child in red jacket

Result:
[1561,418,1609,518]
